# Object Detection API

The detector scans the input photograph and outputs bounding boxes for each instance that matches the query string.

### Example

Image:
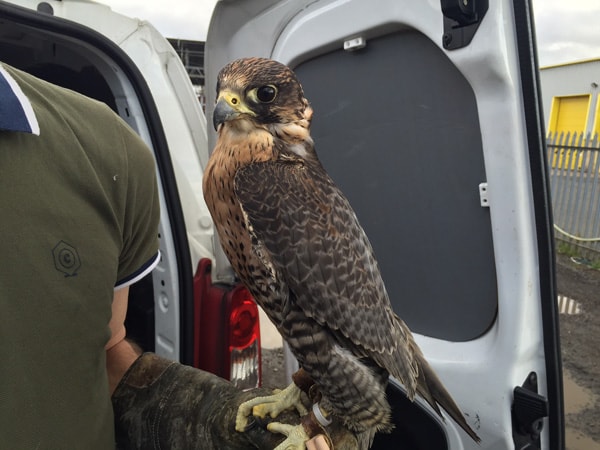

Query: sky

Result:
[99,0,600,67]
[532,0,600,66]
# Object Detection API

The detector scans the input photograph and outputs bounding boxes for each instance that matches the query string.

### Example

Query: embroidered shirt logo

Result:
[52,240,81,277]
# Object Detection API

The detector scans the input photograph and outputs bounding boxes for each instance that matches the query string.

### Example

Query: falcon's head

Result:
[212,57,312,132]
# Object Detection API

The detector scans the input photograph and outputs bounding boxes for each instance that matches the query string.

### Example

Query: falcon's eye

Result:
[256,85,277,103]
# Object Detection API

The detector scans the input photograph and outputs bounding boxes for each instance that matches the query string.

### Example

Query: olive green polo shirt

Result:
[0,63,160,449]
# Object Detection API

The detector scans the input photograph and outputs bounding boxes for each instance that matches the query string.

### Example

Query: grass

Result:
[556,241,600,270]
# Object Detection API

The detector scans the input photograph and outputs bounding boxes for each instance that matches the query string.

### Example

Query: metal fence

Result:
[546,132,600,257]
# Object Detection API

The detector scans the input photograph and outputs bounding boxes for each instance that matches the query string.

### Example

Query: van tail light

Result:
[227,285,261,388]
[192,258,261,389]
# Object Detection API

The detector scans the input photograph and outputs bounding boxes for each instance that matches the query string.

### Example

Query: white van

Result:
[0,0,564,449]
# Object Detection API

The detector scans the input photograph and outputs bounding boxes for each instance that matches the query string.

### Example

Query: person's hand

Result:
[306,435,330,450]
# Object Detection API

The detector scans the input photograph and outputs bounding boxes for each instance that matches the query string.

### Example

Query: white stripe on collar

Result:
[0,64,40,135]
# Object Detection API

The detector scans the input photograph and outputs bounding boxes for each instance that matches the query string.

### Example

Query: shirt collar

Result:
[0,64,40,135]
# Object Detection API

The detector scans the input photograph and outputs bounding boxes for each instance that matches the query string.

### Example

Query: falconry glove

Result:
[112,353,280,449]
[112,353,358,449]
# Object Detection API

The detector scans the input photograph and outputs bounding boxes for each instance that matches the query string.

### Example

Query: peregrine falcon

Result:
[203,57,480,449]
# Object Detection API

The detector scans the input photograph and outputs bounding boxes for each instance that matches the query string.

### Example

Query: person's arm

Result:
[106,288,351,449]
[105,286,140,394]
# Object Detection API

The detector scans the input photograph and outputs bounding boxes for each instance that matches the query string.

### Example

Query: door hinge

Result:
[441,0,489,50]
[512,372,549,450]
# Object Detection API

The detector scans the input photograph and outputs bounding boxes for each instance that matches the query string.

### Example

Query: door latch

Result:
[512,372,549,450]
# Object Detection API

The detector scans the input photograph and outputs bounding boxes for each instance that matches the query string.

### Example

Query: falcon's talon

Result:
[268,422,311,450]
[236,382,308,432]
[243,415,258,432]
[235,400,256,432]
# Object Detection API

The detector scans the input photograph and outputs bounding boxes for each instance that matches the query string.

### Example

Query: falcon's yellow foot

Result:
[268,422,310,450]
[235,382,309,432]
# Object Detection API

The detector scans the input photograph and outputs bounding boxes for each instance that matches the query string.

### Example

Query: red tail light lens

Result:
[229,290,259,348]
[192,258,261,389]
[227,285,261,388]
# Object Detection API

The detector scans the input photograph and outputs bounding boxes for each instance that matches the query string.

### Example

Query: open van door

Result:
[205,0,563,448]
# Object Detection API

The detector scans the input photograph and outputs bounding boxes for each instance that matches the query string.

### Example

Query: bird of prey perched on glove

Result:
[203,57,481,450]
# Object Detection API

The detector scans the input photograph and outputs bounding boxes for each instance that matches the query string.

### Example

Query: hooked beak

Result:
[212,90,256,131]
[213,98,236,131]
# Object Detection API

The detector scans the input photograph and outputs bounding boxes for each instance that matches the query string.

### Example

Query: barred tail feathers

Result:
[415,351,481,443]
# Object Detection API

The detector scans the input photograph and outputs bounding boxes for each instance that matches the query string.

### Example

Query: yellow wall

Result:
[594,97,600,135]
[548,95,592,170]
[548,94,591,134]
